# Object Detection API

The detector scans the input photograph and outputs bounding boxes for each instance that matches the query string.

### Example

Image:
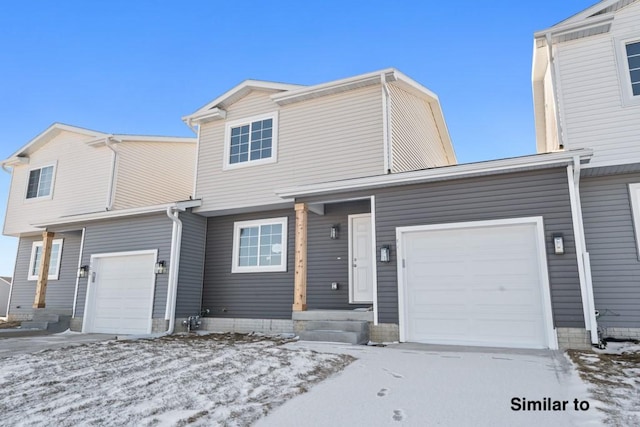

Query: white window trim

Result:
[231,217,288,273]
[24,162,57,202]
[28,238,64,281]
[615,36,640,107]
[223,112,279,170]
[629,183,640,258]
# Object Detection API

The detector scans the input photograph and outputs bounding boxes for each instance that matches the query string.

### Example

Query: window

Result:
[626,41,640,97]
[28,239,64,280]
[224,113,278,169]
[232,217,287,273]
[26,165,55,199]
[616,37,640,105]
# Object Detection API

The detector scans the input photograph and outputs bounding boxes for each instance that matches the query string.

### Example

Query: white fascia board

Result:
[181,107,227,125]
[550,0,624,28]
[533,14,614,40]
[276,150,593,198]
[112,135,197,144]
[32,199,202,228]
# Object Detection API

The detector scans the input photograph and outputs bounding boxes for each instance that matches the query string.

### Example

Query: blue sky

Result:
[0,0,596,276]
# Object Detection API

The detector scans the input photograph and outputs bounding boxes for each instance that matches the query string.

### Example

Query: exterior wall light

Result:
[380,245,391,262]
[330,224,340,240]
[155,260,167,274]
[77,265,88,279]
[553,234,564,255]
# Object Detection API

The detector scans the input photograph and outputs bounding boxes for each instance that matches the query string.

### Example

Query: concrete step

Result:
[298,329,368,345]
[31,313,61,322]
[303,320,368,333]
[20,321,49,330]
[20,315,71,333]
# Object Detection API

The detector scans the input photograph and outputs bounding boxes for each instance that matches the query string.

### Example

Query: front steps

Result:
[21,310,71,333]
[297,320,370,344]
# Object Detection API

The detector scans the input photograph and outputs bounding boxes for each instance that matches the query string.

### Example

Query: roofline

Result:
[547,0,623,29]
[31,199,202,228]
[275,150,593,198]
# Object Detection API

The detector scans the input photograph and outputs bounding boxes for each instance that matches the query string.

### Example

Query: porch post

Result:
[33,231,55,309]
[292,203,308,311]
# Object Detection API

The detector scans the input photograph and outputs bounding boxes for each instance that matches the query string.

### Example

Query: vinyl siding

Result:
[195,86,384,212]
[555,1,640,167]
[176,211,207,317]
[581,171,640,328]
[543,66,560,151]
[75,213,173,318]
[388,83,452,172]
[8,231,82,318]
[300,168,583,327]
[4,130,112,236]
[112,141,196,210]
[202,209,295,319]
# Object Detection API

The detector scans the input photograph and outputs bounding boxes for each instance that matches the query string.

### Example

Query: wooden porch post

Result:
[292,203,308,311]
[33,231,55,309]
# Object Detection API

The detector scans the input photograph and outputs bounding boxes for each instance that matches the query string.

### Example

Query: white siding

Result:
[3,131,112,236]
[555,1,640,167]
[388,83,453,172]
[112,141,195,209]
[196,86,384,212]
[543,66,560,152]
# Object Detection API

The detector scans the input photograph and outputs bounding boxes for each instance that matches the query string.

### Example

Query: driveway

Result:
[0,330,115,358]
[257,341,603,427]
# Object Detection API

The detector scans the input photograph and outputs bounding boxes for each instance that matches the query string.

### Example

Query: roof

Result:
[0,277,11,286]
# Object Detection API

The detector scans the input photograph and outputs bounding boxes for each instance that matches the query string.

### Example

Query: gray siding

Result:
[581,171,640,329]
[202,209,295,319]
[8,231,82,318]
[75,213,173,318]
[307,200,371,310]
[301,168,584,328]
[176,211,207,317]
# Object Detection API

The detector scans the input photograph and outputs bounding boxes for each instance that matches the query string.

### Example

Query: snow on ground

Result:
[569,341,640,426]
[0,333,352,426]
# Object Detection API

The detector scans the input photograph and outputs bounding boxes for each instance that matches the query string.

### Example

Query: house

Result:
[532,0,640,341]
[183,68,592,350]
[0,276,10,317]
[1,123,202,334]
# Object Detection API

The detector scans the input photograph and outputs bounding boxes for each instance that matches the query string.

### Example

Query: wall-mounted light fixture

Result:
[155,260,167,274]
[380,245,391,263]
[552,234,564,255]
[77,265,88,279]
[330,224,340,240]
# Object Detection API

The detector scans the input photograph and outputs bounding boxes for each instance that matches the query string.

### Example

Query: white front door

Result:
[349,214,373,303]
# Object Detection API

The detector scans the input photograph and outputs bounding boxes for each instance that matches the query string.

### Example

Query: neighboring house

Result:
[532,0,640,341]
[0,276,10,317]
[1,123,202,334]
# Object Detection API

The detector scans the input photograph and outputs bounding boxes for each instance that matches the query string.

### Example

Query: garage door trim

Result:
[396,216,558,349]
[82,249,158,334]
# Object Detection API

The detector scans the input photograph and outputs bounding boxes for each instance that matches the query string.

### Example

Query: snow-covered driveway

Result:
[0,334,352,426]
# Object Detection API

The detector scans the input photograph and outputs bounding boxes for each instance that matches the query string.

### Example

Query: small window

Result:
[617,37,640,106]
[26,165,55,199]
[626,41,640,96]
[232,217,287,273]
[224,113,278,169]
[28,239,64,281]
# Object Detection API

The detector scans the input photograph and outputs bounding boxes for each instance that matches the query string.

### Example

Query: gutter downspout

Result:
[381,73,392,174]
[71,227,86,319]
[545,33,567,150]
[567,156,598,344]
[164,206,183,334]
[104,136,118,211]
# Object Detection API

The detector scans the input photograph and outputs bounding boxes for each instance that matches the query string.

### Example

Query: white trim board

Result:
[629,183,640,259]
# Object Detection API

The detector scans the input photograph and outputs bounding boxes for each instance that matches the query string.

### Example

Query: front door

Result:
[349,214,373,303]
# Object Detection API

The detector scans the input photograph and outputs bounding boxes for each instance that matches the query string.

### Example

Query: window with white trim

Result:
[28,239,64,280]
[224,113,278,169]
[626,41,640,97]
[26,165,55,199]
[616,37,640,105]
[232,217,287,273]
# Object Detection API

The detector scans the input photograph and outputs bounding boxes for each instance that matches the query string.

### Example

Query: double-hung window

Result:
[26,165,55,199]
[617,38,640,105]
[626,41,640,97]
[224,113,278,169]
[232,217,287,273]
[28,239,64,280]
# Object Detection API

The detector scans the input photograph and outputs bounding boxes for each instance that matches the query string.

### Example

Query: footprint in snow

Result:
[393,409,405,421]
[377,388,388,397]
[383,368,404,379]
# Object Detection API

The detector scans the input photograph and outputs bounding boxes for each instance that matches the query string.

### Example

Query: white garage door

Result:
[84,251,157,335]
[399,218,554,349]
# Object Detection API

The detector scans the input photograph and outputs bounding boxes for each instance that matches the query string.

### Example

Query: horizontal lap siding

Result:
[176,211,207,317]
[8,231,81,317]
[307,200,370,310]
[202,209,295,319]
[75,214,173,318]
[581,171,640,328]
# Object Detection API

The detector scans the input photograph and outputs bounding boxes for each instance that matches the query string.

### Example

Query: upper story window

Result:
[26,165,55,199]
[626,41,640,96]
[224,113,278,169]
[28,239,64,280]
[231,217,287,273]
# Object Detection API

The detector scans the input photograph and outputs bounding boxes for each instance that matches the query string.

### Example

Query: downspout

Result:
[567,156,598,344]
[71,227,86,319]
[545,33,567,150]
[104,136,118,211]
[381,73,392,174]
[164,206,183,334]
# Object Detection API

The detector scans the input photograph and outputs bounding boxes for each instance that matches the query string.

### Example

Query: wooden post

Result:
[33,231,55,309]
[292,203,308,311]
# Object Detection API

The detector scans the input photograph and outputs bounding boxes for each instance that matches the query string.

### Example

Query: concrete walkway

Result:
[256,341,602,427]
[0,331,116,358]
